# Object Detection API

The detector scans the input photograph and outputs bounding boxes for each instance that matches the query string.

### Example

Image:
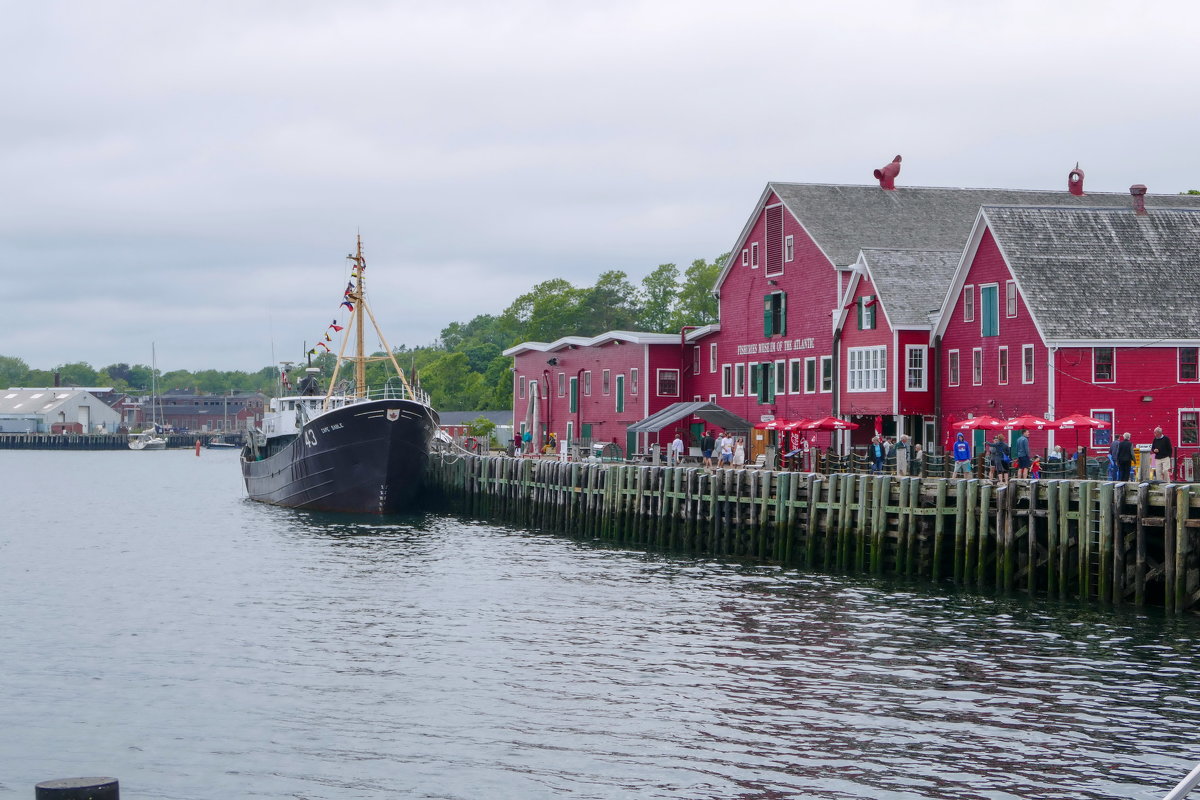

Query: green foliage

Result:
[0,249,727,408]
[466,415,497,439]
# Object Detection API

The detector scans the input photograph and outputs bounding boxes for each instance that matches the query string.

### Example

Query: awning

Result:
[626,401,752,434]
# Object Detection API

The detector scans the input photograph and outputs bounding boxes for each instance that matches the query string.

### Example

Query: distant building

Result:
[0,388,122,433]
[155,392,267,432]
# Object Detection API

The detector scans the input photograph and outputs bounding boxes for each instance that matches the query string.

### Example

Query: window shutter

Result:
[763,295,773,336]
[856,298,863,330]
[779,292,787,335]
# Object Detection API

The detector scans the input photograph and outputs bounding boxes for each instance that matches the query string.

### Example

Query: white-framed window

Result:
[1006,280,1018,318]
[630,367,639,395]
[519,375,526,399]
[741,249,749,266]
[1022,345,1035,384]
[747,362,759,397]
[789,358,801,394]
[583,370,592,396]
[1181,409,1200,446]
[998,346,1009,385]
[1180,348,1199,382]
[693,394,702,402]
[657,369,679,397]
[948,350,960,387]
[735,363,746,396]
[963,284,975,322]
[972,348,983,386]
[558,372,566,396]
[750,242,759,268]
[785,234,794,262]
[693,346,701,376]
[847,345,887,392]
[708,393,717,403]
[721,364,732,396]
[1091,409,1113,448]
[709,343,718,373]
[1093,347,1115,383]
[820,355,833,393]
[905,345,927,391]
[804,357,817,393]
[602,369,611,395]
[774,359,786,396]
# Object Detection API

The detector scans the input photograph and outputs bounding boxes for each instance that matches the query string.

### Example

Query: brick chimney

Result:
[1068,163,1084,196]
[1130,184,1148,216]
[873,155,902,190]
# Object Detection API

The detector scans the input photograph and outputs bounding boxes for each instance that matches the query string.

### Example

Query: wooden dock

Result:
[425,454,1200,613]
[0,433,240,450]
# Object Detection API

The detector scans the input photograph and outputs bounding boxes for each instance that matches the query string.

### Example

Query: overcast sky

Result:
[3,0,1198,374]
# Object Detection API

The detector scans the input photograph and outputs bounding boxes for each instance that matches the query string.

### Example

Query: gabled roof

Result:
[626,401,751,434]
[437,410,513,427]
[979,206,1200,342]
[935,205,1200,343]
[0,388,88,416]
[716,183,1200,289]
[839,248,960,331]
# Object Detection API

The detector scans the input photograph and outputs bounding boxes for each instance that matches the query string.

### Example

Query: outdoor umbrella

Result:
[1052,412,1112,450]
[951,415,1006,430]
[753,419,795,430]
[1002,414,1058,431]
[802,416,860,430]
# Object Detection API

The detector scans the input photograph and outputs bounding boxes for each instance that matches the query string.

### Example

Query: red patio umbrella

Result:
[1052,412,1112,450]
[952,415,1006,430]
[1002,414,1058,431]
[1052,413,1111,430]
[802,416,860,430]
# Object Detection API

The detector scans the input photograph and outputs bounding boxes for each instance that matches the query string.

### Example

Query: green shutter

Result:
[857,298,864,330]
[982,285,998,336]
[615,376,624,413]
[569,377,578,413]
[779,292,787,335]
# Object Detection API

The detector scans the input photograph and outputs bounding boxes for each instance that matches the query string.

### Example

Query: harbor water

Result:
[2,450,1199,800]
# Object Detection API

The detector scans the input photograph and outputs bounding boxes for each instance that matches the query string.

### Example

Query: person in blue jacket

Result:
[870,435,885,474]
[1014,429,1032,479]
[952,432,972,479]
[988,434,1011,484]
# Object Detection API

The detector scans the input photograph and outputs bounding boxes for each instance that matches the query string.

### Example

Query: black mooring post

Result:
[35,777,118,800]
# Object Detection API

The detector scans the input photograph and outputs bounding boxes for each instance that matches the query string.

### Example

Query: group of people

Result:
[868,434,922,475]
[690,430,745,469]
[948,426,1176,483]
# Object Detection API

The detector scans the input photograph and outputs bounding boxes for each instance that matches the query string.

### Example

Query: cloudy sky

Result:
[4,0,1198,373]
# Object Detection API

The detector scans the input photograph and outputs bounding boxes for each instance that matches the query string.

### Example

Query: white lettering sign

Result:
[736,337,815,356]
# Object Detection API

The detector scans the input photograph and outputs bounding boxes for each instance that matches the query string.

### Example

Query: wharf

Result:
[426,454,1200,614]
[0,433,242,450]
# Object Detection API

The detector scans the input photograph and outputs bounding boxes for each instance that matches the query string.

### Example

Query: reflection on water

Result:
[1,451,1198,799]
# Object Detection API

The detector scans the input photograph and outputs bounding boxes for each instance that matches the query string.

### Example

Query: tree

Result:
[671,254,725,329]
[0,355,30,388]
[56,362,101,387]
[577,270,640,334]
[500,278,584,342]
[637,262,679,332]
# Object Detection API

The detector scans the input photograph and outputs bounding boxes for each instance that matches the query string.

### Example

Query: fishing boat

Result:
[129,344,168,451]
[240,236,440,513]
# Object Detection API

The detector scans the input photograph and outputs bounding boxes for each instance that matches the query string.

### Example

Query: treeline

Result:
[0,255,724,411]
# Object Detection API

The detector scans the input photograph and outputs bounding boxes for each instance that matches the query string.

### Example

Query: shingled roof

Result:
[857,248,961,328]
[765,184,1200,267]
[978,205,1200,341]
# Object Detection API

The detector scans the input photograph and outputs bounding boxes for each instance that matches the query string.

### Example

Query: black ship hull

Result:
[241,398,439,514]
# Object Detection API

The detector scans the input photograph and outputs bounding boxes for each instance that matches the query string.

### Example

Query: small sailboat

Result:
[240,236,440,513]
[129,345,168,451]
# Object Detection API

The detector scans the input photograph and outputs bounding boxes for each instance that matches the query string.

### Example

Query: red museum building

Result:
[507,161,1200,468]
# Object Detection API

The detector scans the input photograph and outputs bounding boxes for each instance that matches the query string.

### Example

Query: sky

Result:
[3,0,1198,374]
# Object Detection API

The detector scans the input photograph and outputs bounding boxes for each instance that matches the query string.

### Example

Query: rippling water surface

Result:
[2,450,1199,799]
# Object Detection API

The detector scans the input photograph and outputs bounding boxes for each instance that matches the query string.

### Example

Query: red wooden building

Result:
[507,162,1200,465]
[505,330,711,456]
[936,204,1200,471]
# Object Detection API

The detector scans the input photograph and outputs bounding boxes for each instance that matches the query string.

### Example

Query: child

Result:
[1030,455,1041,479]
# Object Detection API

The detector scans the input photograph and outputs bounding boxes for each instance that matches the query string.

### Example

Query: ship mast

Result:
[324,235,417,406]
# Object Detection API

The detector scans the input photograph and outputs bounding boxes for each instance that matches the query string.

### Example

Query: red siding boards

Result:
[713,194,839,426]
[839,273,893,416]
[508,335,688,453]
[939,227,1053,451]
